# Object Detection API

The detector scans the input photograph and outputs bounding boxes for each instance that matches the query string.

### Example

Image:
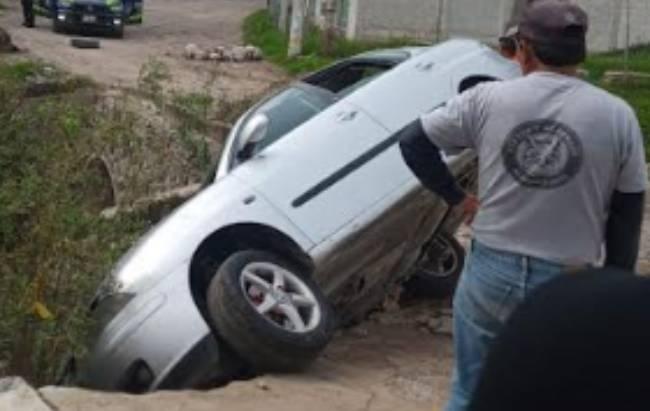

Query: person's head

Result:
[511,0,589,75]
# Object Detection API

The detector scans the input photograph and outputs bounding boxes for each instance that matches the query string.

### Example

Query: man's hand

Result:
[459,194,480,225]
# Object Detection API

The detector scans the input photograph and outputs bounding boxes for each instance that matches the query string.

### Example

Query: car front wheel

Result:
[206,250,336,372]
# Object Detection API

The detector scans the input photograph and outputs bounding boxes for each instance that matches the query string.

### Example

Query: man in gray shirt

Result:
[398,1,646,410]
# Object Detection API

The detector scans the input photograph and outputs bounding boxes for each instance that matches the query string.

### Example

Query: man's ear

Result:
[515,39,535,73]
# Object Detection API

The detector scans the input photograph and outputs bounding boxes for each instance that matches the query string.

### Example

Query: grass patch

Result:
[0,60,46,81]
[0,61,151,384]
[243,9,418,75]
[584,45,650,81]
[583,46,650,153]
[0,58,240,385]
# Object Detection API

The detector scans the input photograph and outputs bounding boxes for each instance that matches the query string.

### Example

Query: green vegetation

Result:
[0,61,149,384]
[243,10,418,75]
[584,46,650,153]
[584,46,650,81]
[0,58,232,385]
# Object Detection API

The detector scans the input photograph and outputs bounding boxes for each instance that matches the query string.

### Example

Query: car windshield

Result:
[241,84,336,154]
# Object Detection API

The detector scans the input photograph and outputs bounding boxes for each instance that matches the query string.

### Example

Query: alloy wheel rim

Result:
[239,262,321,333]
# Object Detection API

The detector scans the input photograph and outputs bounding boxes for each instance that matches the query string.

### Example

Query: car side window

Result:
[306,63,391,96]
[235,85,335,159]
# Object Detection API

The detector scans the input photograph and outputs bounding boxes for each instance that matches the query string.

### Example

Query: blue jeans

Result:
[445,241,567,411]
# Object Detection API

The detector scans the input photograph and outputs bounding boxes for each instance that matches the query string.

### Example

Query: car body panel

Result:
[231,100,411,244]
[108,174,313,294]
[78,260,214,390]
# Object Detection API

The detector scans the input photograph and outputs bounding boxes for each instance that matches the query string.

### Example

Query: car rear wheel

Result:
[405,232,465,299]
[206,250,336,372]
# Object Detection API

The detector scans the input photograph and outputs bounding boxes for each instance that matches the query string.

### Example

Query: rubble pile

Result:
[184,44,263,62]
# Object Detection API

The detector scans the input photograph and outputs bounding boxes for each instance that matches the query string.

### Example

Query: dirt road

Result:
[0,0,286,100]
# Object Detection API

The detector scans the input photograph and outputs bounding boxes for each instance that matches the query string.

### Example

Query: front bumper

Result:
[56,5,123,31]
[71,261,224,392]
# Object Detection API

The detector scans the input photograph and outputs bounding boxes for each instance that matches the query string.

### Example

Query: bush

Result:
[243,10,419,75]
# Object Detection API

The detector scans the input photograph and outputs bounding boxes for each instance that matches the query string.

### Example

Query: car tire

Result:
[405,232,465,299]
[70,38,101,49]
[112,25,124,39]
[52,18,65,34]
[206,250,336,372]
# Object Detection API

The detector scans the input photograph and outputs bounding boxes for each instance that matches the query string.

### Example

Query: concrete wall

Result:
[354,0,445,41]
[345,0,650,52]
[270,0,650,52]
[574,0,650,52]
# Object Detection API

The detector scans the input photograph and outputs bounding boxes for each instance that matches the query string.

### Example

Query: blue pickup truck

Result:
[35,0,143,38]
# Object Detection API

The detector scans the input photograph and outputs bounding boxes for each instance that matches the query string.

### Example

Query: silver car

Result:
[69,39,519,392]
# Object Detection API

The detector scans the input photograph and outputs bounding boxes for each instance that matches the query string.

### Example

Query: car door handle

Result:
[336,111,358,122]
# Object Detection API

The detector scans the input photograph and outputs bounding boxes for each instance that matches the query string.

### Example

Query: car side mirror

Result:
[237,113,269,161]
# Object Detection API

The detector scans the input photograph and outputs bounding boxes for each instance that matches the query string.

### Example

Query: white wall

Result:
[354,0,445,41]
[344,0,650,52]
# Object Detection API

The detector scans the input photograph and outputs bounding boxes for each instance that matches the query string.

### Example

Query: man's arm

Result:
[606,105,648,271]
[605,191,645,271]
[398,119,466,206]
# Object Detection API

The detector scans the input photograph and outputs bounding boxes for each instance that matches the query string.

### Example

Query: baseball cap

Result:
[518,0,588,46]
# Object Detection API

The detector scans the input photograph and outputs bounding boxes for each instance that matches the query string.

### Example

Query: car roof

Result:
[351,46,429,64]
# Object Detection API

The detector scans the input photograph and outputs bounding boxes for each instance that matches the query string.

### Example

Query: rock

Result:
[231,46,247,62]
[256,380,270,391]
[184,43,203,60]
[0,26,19,53]
[576,68,589,79]
[244,45,263,60]
[208,52,222,61]
[602,70,650,85]
[0,377,52,411]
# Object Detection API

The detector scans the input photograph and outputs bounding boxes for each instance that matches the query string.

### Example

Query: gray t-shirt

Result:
[421,72,647,265]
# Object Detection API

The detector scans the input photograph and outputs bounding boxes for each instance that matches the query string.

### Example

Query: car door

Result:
[309,55,460,301]
[232,98,406,245]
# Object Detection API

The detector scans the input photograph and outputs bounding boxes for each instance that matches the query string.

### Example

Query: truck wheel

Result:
[112,25,124,39]
[405,232,465,299]
[206,250,336,372]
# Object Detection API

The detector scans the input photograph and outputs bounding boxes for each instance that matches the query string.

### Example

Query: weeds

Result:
[243,9,419,75]
[0,62,150,384]
[0,57,248,385]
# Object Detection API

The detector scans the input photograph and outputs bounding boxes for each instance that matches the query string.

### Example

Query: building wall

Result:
[349,0,650,52]
[269,0,650,53]
[354,0,444,41]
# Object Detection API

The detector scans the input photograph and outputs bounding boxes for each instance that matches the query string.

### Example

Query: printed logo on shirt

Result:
[502,120,583,189]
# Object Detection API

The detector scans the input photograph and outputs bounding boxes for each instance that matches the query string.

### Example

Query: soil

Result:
[0,0,287,101]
